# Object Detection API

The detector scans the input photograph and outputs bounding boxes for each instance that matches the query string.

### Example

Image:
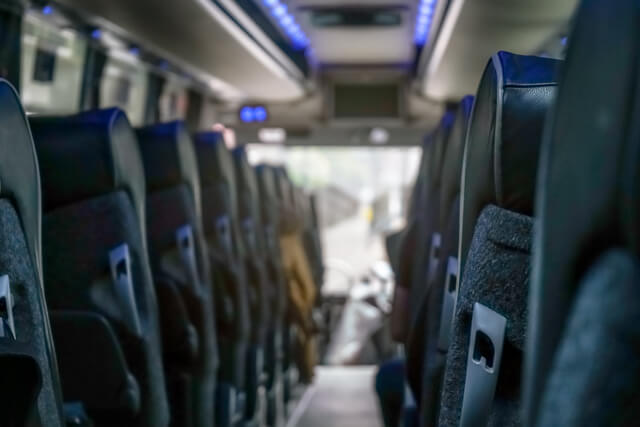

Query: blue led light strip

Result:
[262,0,309,50]
[414,0,437,46]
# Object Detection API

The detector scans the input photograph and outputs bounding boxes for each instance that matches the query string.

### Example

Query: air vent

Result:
[310,8,404,28]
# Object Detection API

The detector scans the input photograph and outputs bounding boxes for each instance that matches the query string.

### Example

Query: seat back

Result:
[437,52,560,427]
[0,79,65,427]
[296,190,324,298]
[271,166,298,401]
[308,194,324,289]
[192,131,250,426]
[405,111,454,400]
[136,121,218,427]
[255,164,288,335]
[232,146,270,347]
[231,145,270,422]
[391,135,432,345]
[415,95,473,426]
[255,163,289,425]
[523,1,640,425]
[30,108,169,427]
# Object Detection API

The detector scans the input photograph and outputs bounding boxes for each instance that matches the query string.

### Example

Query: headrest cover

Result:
[0,79,42,283]
[459,51,561,268]
[192,131,238,214]
[231,145,259,221]
[136,121,202,220]
[29,108,147,228]
[524,0,640,423]
[439,95,473,229]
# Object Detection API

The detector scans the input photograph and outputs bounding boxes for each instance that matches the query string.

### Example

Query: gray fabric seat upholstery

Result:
[192,131,251,427]
[438,52,560,427]
[29,108,169,427]
[0,78,65,427]
[523,0,640,425]
[136,121,218,427]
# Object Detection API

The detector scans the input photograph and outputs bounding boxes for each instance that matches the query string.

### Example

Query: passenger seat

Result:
[437,52,560,427]
[30,108,169,427]
[231,145,270,426]
[405,111,454,402]
[255,163,289,427]
[192,131,251,427]
[136,121,218,427]
[0,79,65,427]
[523,0,640,425]
[416,95,473,427]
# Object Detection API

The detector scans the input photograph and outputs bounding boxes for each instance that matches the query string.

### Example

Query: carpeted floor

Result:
[288,366,383,427]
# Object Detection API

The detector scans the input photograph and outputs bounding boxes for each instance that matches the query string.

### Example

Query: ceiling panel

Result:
[289,0,417,65]
[56,0,307,101]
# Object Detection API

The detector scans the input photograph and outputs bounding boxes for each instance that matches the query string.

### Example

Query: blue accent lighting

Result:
[42,5,53,15]
[254,106,267,122]
[262,0,309,50]
[240,106,255,123]
[414,0,438,46]
[91,29,102,39]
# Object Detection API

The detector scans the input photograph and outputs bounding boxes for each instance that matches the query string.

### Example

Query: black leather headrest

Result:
[29,109,147,230]
[439,95,474,229]
[273,166,292,208]
[407,134,433,221]
[524,0,640,423]
[136,121,202,221]
[192,131,237,214]
[0,79,42,282]
[427,111,455,189]
[255,164,278,226]
[458,51,561,269]
[255,164,277,201]
[192,132,232,185]
[231,145,259,221]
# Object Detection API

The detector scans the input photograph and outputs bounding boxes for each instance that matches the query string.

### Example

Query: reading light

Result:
[254,106,268,122]
[240,106,255,123]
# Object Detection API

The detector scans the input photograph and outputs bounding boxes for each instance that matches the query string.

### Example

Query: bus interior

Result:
[0,0,636,426]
